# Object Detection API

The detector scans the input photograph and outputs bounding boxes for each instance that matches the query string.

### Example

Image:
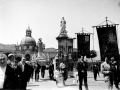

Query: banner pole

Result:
[92,27,94,62]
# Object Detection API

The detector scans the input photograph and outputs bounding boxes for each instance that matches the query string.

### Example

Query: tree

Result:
[86,50,97,59]
[90,50,97,58]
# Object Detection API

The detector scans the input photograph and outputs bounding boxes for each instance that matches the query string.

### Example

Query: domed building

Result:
[16,26,38,61]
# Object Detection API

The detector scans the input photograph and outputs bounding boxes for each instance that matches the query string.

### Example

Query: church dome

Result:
[20,36,36,45]
[20,26,36,46]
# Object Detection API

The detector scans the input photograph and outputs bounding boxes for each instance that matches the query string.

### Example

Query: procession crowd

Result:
[0,53,55,90]
[76,56,120,90]
[0,53,120,90]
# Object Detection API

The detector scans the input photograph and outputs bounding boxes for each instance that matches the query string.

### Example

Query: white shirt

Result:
[101,61,110,75]
[22,64,25,72]
[0,66,6,88]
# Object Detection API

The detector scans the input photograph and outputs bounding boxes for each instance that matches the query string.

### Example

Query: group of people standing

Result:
[101,56,120,90]
[34,61,54,82]
[76,56,89,90]
[1,52,120,90]
[0,53,34,90]
[76,55,120,90]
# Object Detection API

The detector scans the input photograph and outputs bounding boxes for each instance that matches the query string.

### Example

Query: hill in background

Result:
[0,43,16,52]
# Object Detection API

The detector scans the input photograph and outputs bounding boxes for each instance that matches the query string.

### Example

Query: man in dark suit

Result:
[0,54,18,90]
[14,57,23,89]
[41,64,46,78]
[35,62,41,82]
[110,56,119,90]
[19,57,31,90]
[76,56,89,90]
[49,62,54,80]
[93,63,99,81]
[7,54,22,89]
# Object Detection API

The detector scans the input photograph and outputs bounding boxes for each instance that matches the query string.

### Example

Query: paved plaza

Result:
[27,70,120,90]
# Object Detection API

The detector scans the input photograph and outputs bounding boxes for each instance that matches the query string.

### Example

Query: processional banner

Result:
[77,33,90,58]
[96,25,119,61]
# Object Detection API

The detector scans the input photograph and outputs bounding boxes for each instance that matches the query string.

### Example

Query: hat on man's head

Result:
[8,54,14,58]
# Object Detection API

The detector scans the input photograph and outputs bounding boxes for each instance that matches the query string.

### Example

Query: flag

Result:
[77,33,90,58]
[96,25,119,61]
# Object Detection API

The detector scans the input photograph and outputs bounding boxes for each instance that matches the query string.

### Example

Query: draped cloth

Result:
[96,25,119,61]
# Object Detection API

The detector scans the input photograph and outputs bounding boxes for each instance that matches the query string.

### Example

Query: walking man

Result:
[101,57,112,90]
[93,63,99,81]
[49,62,54,80]
[35,62,41,81]
[19,57,31,90]
[76,56,89,90]
[41,64,46,78]
[109,56,119,90]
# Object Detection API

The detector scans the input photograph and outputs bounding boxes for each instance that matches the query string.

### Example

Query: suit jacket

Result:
[14,65,22,89]
[3,64,18,89]
[76,61,88,76]
[19,63,31,82]
[49,64,54,72]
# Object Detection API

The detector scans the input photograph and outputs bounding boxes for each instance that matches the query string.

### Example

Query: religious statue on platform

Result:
[60,17,67,33]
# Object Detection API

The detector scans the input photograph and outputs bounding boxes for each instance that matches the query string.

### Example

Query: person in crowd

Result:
[7,54,15,68]
[30,62,35,81]
[41,64,46,78]
[49,62,54,80]
[109,56,119,90]
[59,61,68,83]
[26,61,34,82]
[0,54,19,89]
[7,54,22,89]
[13,56,23,89]
[93,63,99,81]
[19,57,31,90]
[101,57,112,90]
[35,62,41,82]
[76,55,89,90]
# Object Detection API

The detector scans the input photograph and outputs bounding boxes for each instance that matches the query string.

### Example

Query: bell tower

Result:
[26,26,32,37]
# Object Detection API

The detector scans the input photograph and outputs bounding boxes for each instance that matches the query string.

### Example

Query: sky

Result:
[0,0,120,51]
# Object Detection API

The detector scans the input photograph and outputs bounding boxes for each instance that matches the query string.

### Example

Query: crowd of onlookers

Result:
[0,53,55,90]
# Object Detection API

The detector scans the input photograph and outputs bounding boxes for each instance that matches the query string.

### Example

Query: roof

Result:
[43,48,58,53]
[20,36,36,45]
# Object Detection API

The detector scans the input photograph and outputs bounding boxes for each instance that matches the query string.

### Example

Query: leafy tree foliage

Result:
[86,50,97,58]
[90,50,97,58]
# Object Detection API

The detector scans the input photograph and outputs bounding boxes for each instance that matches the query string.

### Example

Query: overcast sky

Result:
[0,0,120,51]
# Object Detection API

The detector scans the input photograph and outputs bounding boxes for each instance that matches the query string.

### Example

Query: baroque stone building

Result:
[16,26,38,61]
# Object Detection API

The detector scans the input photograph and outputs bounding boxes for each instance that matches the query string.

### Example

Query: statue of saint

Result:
[60,17,66,31]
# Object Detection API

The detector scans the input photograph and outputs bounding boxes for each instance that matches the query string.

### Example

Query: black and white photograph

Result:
[0,0,120,90]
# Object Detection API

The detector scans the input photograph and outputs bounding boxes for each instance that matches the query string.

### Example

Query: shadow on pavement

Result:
[28,82,33,84]
[96,79,104,81]
[87,76,93,78]
[28,84,40,87]
[65,84,78,87]
[36,78,51,82]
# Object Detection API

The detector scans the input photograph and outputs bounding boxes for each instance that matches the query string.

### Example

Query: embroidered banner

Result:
[96,25,119,61]
[77,33,90,58]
